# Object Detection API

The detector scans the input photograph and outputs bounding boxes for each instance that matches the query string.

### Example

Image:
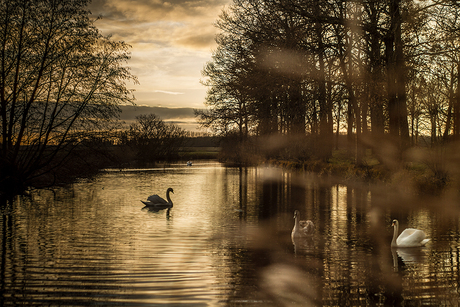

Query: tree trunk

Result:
[455,62,460,139]
[366,0,385,139]
[315,3,331,160]
[387,0,409,149]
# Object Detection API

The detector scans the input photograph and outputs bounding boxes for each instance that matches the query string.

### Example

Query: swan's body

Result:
[291,210,315,240]
[391,219,430,247]
[142,188,174,209]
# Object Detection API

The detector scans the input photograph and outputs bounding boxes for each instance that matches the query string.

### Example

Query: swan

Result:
[291,210,315,240]
[141,187,174,209]
[391,219,430,247]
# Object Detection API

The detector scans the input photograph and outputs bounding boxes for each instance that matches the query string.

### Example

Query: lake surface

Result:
[1,162,460,306]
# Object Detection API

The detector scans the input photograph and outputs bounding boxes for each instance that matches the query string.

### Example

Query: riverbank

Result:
[266,147,453,196]
[6,136,457,199]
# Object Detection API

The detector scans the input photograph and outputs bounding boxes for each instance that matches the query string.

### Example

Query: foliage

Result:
[0,0,137,195]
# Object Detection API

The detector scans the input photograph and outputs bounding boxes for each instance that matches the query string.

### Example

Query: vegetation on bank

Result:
[216,133,457,196]
[179,137,221,160]
[3,128,454,197]
[266,151,449,196]
[1,134,220,193]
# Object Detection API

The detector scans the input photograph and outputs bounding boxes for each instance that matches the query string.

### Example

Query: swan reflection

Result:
[292,236,316,255]
[392,247,426,271]
[142,206,172,219]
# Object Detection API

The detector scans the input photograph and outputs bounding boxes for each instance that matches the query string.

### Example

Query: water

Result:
[1,162,460,306]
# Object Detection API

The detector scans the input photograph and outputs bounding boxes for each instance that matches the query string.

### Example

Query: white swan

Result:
[141,187,174,209]
[291,210,315,240]
[391,219,430,247]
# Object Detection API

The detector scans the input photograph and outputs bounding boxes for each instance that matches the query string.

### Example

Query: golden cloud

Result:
[89,0,228,50]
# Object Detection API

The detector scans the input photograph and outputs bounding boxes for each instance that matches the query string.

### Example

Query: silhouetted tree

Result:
[0,0,136,194]
[198,31,252,139]
[200,0,460,164]
[121,114,185,163]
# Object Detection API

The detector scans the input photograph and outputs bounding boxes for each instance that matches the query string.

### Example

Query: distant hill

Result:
[119,105,195,122]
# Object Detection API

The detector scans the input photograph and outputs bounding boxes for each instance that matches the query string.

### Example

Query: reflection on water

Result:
[1,162,460,305]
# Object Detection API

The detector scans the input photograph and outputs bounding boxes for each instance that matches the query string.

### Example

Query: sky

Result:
[87,0,230,131]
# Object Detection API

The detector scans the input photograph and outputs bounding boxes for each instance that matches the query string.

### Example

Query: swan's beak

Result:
[391,221,395,226]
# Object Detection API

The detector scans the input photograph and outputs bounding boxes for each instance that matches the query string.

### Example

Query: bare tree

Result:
[121,114,185,163]
[0,0,137,194]
[198,32,252,138]
[201,0,460,166]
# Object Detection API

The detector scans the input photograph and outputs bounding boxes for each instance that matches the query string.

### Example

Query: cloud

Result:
[88,0,228,50]
[100,0,227,21]
[132,89,206,109]
[175,31,216,49]
[153,90,184,95]
[87,0,229,113]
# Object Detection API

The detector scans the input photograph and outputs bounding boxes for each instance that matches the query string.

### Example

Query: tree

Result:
[430,1,460,141]
[197,31,253,138]
[0,0,136,194]
[121,114,185,163]
[201,0,460,166]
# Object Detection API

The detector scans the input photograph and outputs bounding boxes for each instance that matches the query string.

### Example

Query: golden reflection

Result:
[1,164,460,305]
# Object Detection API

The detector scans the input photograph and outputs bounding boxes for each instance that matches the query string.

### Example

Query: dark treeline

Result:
[1,112,187,193]
[197,0,460,165]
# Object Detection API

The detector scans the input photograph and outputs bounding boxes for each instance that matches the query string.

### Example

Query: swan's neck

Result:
[294,214,300,230]
[166,191,173,206]
[391,222,398,247]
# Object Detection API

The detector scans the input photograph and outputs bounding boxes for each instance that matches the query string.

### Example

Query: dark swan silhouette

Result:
[141,188,174,209]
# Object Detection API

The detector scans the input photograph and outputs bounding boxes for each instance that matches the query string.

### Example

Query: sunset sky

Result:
[87,0,230,130]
